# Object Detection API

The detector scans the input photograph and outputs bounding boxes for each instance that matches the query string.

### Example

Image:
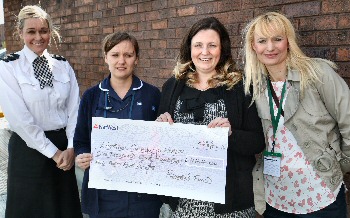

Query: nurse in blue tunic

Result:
[73,32,162,218]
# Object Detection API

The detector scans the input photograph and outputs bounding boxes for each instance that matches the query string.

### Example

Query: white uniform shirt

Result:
[0,45,80,158]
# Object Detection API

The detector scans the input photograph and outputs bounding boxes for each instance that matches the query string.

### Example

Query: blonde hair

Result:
[16,5,61,45]
[242,12,336,100]
[174,60,242,90]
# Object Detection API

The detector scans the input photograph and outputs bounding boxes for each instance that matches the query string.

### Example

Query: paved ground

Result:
[0,129,10,218]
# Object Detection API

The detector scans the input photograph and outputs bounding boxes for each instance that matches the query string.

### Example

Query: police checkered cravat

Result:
[33,56,53,89]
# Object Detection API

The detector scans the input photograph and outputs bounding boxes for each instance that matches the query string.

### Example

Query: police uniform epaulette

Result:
[50,54,66,61]
[0,53,20,62]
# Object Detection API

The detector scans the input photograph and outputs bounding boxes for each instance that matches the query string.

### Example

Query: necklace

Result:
[196,82,210,91]
[105,91,131,113]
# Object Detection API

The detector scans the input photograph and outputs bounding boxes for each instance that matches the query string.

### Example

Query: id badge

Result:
[263,151,282,177]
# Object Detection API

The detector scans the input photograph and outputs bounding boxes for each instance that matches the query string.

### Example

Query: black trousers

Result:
[5,130,82,218]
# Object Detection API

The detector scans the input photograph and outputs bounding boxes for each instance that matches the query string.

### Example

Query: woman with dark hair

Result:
[156,17,265,218]
[74,32,162,218]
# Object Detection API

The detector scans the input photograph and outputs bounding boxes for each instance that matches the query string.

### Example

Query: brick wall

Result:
[0,24,4,48]
[3,0,350,94]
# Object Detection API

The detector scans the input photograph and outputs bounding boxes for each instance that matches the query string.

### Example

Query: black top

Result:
[158,77,265,214]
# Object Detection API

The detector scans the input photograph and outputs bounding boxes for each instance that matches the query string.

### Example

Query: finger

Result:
[163,112,174,124]
[208,118,229,128]
[156,112,174,124]
[56,155,64,167]
[80,156,92,163]
[76,157,91,169]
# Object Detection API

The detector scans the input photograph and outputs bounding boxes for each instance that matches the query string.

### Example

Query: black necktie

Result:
[33,56,53,89]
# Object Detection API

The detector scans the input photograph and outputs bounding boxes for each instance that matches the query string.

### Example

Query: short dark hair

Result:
[102,32,139,58]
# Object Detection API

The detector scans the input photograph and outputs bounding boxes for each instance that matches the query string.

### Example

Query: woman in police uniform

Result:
[0,5,82,218]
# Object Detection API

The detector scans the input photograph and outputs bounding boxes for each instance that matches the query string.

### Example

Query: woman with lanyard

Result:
[74,32,162,218]
[242,12,350,217]
[0,5,82,217]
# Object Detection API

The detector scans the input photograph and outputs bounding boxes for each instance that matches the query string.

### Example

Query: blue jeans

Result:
[263,185,347,218]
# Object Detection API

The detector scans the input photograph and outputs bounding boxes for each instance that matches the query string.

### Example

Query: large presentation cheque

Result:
[89,117,228,204]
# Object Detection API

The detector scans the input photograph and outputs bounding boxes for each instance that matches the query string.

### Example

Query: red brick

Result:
[164,49,178,59]
[150,40,167,49]
[125,4,137,14]
[160,8,177,19]
[344,78,350,87]
[138,21,151,31]
[339,14,350,28]
[152,20,168,30]
[168,17,189,28]
[302,47,336,60]
[120,13,145,24]
[125,23,138,32]
[139,41,151,49]
[151,0,167,10]
[158,69,173,79]
[144,11,160,21]
[300,15,337,31]
[218,0,241,12]
[167,39,182,49]
[3,0,350,98]
[336,48,350,61]
[316,30,350,46]
[96,2,107,10]
[103,27,114,34]
[83,0,93,4]
[107,1,119,8]
[80,35,89,42]
[175,28,188,38]
[144,30,160,40]
[77,5,90,14]
[177,6,197,17]
[74,14,84,21]
[227,10,254,23]
[322,0,350,13]
[92,11,103,19]
[159,29,176,39]
[137,2,152,12]
[138,59,151,68]
[284,1,321,17]
[89,20,98,27]
[242,0,270,9]
[336,62,350,78]
[298,31,316,46]
[120,0,131,6]
[150,59,167,69]
[196,2,218,15]
[168,0,186,8]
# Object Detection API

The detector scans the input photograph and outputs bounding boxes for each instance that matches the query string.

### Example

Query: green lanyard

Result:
[267,79,286,153]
